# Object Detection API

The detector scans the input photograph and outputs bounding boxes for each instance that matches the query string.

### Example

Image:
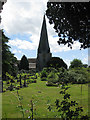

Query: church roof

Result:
[38,15,50,54]
[28,58,36,63]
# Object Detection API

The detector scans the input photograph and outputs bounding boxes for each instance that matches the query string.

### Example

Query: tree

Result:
[47,57,67,69]
[69,59,83,68]
[83,64,88,68]
[19,55,29,70]
[2,31,18,77]
[46,2,90,49]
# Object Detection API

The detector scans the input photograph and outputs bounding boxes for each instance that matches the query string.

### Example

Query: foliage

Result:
[6,72,14,80]
[3,72,37,92]
[40,69,47,78]
[47,71,59,84]
[40,67,58,81]
[68,68,89,84]
[2,31,18,78]
[41,67,89,85]
[48,85,89,119]
[19,55,29,70]
[47,57,67,69]
[58,67,69,84]
[46,2,90,49]
[83,64,88,68]
[43,67,58,74]
[42,66,89,85]
[69,59,83,68]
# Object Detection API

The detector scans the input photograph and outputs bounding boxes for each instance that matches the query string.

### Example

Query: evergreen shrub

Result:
[47,71,59,84]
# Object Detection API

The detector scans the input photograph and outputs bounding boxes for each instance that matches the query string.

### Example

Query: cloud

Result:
[8,38,36,50]
[1,0,82,53]
[8,35,81,54]
[83,56,88,64]
[12,49,23,54]
[1,0,48,35]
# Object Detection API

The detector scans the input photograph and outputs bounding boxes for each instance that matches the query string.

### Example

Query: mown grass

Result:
[2,78,88,118]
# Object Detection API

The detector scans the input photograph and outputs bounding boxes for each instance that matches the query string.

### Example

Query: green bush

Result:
[16,86,20,90]
[58,68,69,84]
[29,79,36,83]
[68,69,88,84]
[41,77,47,81]
[76,74,86,84]
[47,71,59,84]
[40,69,47,78]
[3,88,6,92]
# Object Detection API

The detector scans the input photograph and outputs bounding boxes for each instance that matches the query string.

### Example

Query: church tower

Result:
[36,15,52,71]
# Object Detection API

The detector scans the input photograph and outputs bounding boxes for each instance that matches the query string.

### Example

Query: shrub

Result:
[68,70,77,84]
[76,74,86,84]
[68,69,88,84]
[8,83,14,91]
[40,69,47,78]
[32,80,37,83]
[47,71,59,84]
[58,68,69,84]
[41,77,47,81]
[16,86,20,90]
[3,89,6,92]
[6,81,10,84]
[29,79,36,83]
[10,79,15,83]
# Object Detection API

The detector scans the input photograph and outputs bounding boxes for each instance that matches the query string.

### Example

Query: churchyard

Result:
[2,67,90,119]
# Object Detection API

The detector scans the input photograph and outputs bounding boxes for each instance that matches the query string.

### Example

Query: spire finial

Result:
[38,12,50,54]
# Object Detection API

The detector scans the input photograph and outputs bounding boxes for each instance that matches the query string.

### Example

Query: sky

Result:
[0,0,88,67]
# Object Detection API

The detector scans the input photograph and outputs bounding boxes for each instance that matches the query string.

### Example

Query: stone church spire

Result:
[36,15,52,71]
[38,15,50,53]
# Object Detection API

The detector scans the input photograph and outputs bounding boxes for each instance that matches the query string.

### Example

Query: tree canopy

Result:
[2,31,18,77]
[19,55,29,70]
[46,2,90,49]
[47,57,67,69]
[69,59,83,68]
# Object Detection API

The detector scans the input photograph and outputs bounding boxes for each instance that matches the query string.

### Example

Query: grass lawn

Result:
[2,78,88,119]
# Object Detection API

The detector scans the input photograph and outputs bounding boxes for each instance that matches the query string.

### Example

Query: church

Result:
[28,15,52,71]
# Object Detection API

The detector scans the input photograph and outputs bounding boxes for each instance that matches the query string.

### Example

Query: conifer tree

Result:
[19,55,29,70]
[2,31,18,78]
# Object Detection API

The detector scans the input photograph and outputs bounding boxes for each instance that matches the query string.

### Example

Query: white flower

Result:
[28,116,31,118]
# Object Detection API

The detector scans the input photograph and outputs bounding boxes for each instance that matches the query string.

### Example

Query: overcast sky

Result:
[0,0,88,67]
